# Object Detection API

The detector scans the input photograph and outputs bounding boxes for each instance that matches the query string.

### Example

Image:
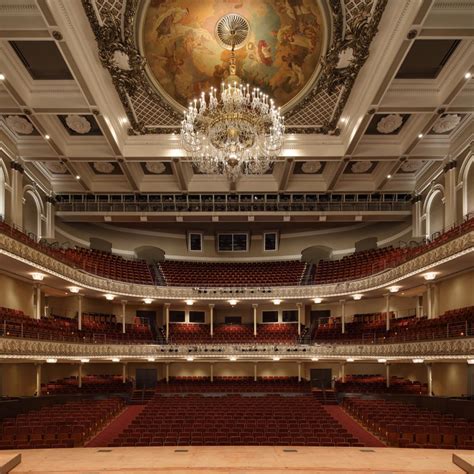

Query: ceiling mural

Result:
[141,0,325,109]
[82,0,387,134]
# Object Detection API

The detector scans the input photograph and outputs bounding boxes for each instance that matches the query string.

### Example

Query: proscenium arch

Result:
[22,186,44,238]
[424,185,445,238]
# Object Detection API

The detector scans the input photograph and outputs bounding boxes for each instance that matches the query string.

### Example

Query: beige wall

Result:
[0,273,35,316]
[432,363,468,397]
[437,271,474,315]
[0,364,37,397]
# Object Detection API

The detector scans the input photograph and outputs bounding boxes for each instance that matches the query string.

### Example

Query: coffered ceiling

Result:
[0,0,472,196]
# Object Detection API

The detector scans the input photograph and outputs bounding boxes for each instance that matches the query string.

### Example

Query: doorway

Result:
[135,368,157,389]
[310,368,332,390]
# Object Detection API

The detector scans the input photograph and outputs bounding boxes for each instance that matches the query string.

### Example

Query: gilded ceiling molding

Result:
[82,0,387,135]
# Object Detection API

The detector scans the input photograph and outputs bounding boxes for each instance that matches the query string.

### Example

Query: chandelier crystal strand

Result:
[180,14,285,182]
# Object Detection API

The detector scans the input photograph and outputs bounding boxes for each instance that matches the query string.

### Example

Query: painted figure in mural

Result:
[142,0,324,108]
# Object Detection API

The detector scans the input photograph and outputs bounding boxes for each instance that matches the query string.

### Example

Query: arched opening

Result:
[23,191,42,238]
[301,245,332,264]
[0,166,5,220]
[135,246,166,263]
[463,156,474,216]
[426,190,444,238]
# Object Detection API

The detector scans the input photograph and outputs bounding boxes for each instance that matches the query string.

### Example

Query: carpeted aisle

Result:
[86,405,146,447]
[324,405,386,447]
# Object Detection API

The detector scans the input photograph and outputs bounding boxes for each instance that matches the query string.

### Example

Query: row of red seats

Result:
[109,394,365,447]
[159,260,307,287]
[314,307,473,343]
[0,307,154,344]
[0,398,124,450]
[343,397,474,449]
[312,216,473,284]
[155,377,311,393]
[41,375,133,395]
[168,323,299,344]
[335,375,428,394]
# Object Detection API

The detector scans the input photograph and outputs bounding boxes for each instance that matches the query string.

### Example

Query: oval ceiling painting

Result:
[140,0,327,110]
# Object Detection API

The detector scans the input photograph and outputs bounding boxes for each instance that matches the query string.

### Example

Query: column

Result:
[252,304,258,336]
[297,362,302,382]
[253,362,258,382]
[34,284,41,320]
[77,295,83,331]
[340,300,346,334]
[165,363,170,383]
[164,303,170,341]
[432,284,439,319]
[411,195,423,238]
[340,362,345,383]
[78,363,83,388]
[416,295,423,318]
[210,363,214,382]
[426,284,433,319]
[10,162,24,227]
[385,294,391,331]
[427,363,433,396]
[35,363,42,397]
[386,364,390,388]
[209,304,214,337]
[44,195,56,239]
[121,300,127,334]
[444,161,457,228]
[297,303,302,336]
[122,362,127,383]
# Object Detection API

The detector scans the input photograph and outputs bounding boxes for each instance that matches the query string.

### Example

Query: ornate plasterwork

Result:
[5,115,34,135]
[81,0,387,135]
[0,337,471,359]
[0,230,472,300]
[432,114,461,134]
[65,115,92,134]
[376,114,403,134]
[301,161,323,174]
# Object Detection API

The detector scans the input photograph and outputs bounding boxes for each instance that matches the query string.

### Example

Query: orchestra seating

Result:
[335,375,428,394]
[314,307,473,343]
[41,375,133,395]
[0,398,124,449]
[168,323,299,344]
[158,260,307,287]
[110,394,365,447]
[342,397,474,449]
[0,307,154,344]
[155,377,311,393]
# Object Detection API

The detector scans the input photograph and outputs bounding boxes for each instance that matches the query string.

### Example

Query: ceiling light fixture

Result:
[180,14,284,182]
[147,357,156,362]
[186,356,194,362]
[185,299,195,306]
[31,272,45,281]
[69,286,81,294]
[46,358,57,363]
[422,272,437,281]
[104,294,115,301]
[311,357,319,362]
[272,299,282,305]
[388,286,401,293]
[44,134,50,140]
[80,358,90,363]
[377,358,387,363]
[0,73,5,81]
[111,358,120,362]
[346,358,355,362]
[418,133,423,139]
[272,356,280,361]
[228,299,238,306]
[229,356,237,361]
[313,298,323,304]
[465,72,472,79]
[143,298,153,304]
[75,175,80,180]
[387,174,392,179]
[352,294,363,300]
[467,359,474,365]
[412,358,424,364]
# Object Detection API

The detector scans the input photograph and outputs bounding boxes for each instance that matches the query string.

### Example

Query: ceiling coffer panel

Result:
[82,0,387,135]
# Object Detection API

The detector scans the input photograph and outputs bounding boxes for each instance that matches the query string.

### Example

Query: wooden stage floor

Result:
[4,446,471,474]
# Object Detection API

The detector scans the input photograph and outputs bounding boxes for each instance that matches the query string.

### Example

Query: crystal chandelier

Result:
[180,14,285,182]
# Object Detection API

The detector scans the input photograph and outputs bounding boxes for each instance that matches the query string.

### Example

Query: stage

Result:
[2,446,472,474]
